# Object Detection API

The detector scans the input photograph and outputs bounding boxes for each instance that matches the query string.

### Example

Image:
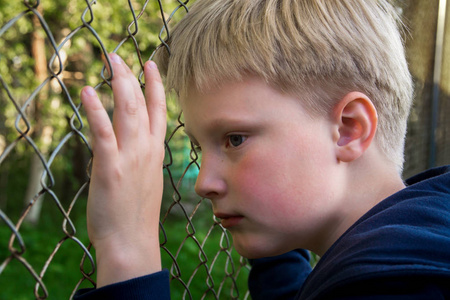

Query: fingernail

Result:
[148,60,158,70]
[84,86,96,96]
[109,53,121,64]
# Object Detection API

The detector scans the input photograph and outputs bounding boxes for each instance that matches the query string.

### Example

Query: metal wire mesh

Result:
[0,0,250,299]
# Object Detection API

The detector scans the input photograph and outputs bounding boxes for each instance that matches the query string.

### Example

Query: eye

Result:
[227,135,247,148]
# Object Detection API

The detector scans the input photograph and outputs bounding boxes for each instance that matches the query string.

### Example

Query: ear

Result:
[333,92,378,162]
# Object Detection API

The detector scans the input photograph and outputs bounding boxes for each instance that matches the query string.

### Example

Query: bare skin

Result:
[181,79,406,258]
[80,53,166,288]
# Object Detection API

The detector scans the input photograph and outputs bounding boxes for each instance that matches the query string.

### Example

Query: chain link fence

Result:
[0,0,250,299]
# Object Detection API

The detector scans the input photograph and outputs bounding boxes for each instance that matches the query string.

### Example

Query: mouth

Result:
[214,213,243,229]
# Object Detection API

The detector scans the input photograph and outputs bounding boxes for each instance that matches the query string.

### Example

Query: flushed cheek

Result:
[226,153,328,256]
[229,165,303,257]
[231,154,294,222]
[231,147,329,231]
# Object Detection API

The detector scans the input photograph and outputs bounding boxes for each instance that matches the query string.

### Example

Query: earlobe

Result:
[334,92,378,162]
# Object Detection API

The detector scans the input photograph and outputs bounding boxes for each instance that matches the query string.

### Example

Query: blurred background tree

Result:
[0,1,212,299]
[0,0,185,223]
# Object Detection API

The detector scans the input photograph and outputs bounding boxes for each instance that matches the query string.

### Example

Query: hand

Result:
[80,53,166,287]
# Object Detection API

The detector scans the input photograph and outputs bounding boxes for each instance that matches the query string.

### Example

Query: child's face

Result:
[181,77,344,258]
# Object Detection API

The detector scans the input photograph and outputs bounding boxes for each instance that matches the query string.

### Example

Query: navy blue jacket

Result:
[250,165,450,299]
[75,166,450,299]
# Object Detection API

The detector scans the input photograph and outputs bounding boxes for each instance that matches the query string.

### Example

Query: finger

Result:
[109,53,140,148]
[124,61,146,106]
[144,61,167,142]
[81,86,118,162]
[123,59,150,133]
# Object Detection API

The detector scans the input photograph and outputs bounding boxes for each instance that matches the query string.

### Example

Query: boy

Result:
[75,0,450,299]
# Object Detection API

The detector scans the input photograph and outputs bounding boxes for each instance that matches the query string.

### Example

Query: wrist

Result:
[94,235,162,288]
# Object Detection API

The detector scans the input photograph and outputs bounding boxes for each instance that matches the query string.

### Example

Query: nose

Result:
[194,153,226,199]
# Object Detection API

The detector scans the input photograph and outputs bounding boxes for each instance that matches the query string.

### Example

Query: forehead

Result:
[180,77,315,134]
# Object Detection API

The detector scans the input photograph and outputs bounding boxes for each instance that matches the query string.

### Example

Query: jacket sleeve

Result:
[248,249,312,300]
[73,269,170,300]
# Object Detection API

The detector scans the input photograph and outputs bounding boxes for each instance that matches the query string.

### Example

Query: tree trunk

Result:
[23,9,51,225]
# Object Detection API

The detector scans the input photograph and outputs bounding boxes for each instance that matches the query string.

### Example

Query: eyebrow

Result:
[183,117,260,145]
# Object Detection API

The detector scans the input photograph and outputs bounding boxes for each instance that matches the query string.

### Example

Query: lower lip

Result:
[220,216,243,229]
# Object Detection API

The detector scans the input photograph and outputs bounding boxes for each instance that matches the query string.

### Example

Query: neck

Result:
[315,151,405,256]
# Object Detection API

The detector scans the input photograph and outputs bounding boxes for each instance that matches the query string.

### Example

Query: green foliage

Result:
[0,1,247,299]
[0,196,92,299]
[160,211,250,299]
[0,0,187,152]
[0,0,193,207]
[0,192,249,299]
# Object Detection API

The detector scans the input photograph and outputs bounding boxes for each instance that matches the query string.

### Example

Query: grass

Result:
[0,198,94,300]
[0,187,250,299]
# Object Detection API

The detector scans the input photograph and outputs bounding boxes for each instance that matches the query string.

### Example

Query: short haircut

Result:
[154,0,413,172]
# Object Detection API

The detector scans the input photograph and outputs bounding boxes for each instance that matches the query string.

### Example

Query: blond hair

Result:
[154,0,413,172]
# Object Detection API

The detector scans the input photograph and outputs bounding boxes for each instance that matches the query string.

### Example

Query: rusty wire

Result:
[0,0,250,299]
